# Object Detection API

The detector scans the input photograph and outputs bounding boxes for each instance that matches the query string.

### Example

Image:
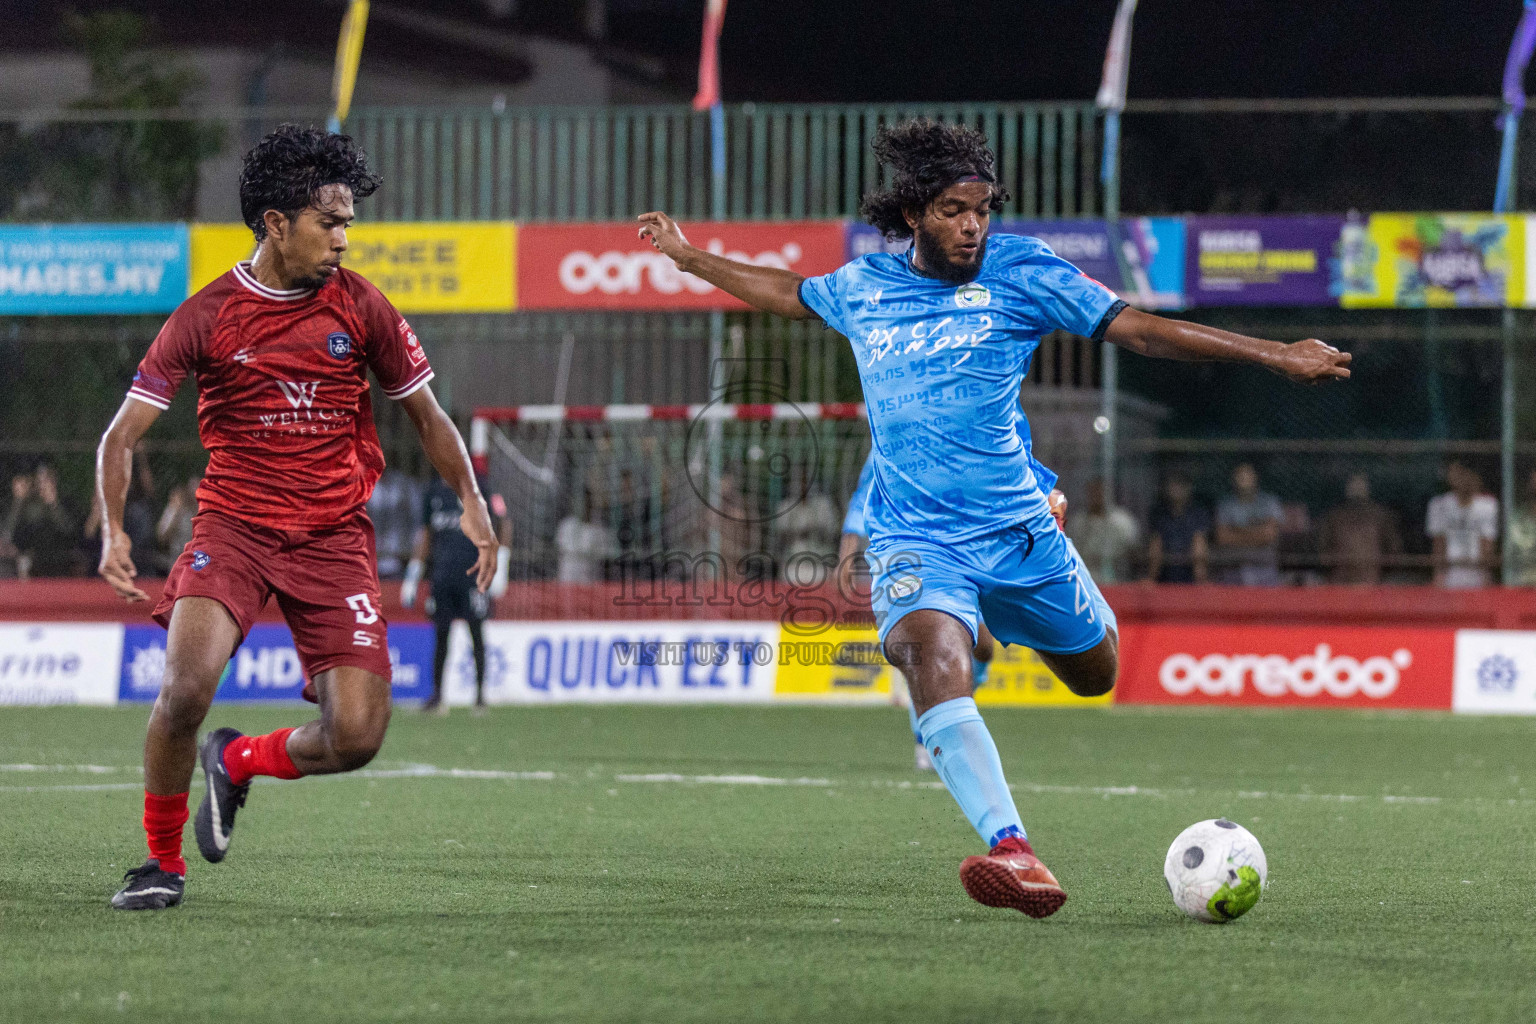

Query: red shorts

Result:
[154,509,392,688]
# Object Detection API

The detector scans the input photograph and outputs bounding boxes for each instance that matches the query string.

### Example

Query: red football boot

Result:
[958,836,1067,918]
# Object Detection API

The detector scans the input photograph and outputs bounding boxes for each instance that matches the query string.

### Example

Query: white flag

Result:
[1096,0,1139,112]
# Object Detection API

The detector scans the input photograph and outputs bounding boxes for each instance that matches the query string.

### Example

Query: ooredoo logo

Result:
[1158,644,1414,700]
[558,240,805,296]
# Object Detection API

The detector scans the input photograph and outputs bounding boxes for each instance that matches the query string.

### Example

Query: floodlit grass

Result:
[3,703,1535,1023]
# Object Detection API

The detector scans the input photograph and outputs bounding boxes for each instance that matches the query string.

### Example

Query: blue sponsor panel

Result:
[442,621,781,704]
[0,223,189,315]
[119,622,433,702]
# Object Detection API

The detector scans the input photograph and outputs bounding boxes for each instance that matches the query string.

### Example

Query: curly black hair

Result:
[239,124,382,241]
[859,119,1009,241]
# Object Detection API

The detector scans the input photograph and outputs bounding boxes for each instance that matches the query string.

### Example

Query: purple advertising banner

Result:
[845,219,1186,309]
[1185,216,1345,306]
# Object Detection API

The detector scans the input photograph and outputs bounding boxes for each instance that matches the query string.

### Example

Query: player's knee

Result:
[326,707,390,770]
[1062,652,1118,697]
[151,666,219,737]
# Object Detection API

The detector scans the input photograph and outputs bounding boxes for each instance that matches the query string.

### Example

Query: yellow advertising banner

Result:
[1341,213,1524,309]
[189,222,516,312]
[772,627,1112,707]
[773,627,894,702]
[974,643,1113,707]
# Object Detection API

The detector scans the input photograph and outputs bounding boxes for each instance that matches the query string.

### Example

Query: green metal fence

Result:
[346,103,1099,222]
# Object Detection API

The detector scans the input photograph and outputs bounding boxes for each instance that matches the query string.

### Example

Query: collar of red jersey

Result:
[233,261,317,302]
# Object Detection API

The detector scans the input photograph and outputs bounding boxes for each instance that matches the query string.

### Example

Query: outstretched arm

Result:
[1105,307,1351,385]
[399,386,498,592]
[638,212,818,320]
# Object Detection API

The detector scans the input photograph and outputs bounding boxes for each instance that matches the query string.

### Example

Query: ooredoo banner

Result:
[1115,624,1454,710]
[516,221,846,310]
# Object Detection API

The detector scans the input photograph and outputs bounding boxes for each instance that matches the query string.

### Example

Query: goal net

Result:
[471,403,870,607]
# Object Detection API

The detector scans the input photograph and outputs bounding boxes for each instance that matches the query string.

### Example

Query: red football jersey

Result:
[129,261,434,529]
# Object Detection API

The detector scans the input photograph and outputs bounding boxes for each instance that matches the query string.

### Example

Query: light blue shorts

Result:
[867,508,1116,655]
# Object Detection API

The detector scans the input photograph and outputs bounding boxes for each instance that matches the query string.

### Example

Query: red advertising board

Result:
[517,221,847,310]
[1115,624,1454,710]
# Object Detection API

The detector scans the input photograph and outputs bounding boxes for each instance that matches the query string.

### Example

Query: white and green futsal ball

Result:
[1163,818,1267,923]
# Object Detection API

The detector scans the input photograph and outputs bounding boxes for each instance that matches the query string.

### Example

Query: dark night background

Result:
[0,1,1520,101]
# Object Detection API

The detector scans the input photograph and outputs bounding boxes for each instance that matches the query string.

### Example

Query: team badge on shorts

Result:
[887,573,923,603]
[326,332,352,359]
[191,550,211,571]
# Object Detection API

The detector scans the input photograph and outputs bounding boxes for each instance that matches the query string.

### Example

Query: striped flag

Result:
[1095,0,1139,112]
[692,0,728,112]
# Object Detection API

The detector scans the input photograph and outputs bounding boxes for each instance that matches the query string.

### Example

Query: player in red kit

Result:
[98,125,498,910]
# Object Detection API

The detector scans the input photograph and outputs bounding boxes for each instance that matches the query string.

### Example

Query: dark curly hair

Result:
[239,124,382,241]
[859,119,1009,241]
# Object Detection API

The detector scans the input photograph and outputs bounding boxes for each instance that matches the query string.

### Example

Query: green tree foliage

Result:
[0,10,226,221]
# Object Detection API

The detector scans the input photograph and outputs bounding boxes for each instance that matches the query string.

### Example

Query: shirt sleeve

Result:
[353,278,434,401]
[1014,243,1122,338]
[797,265,851,335]
[128,301,206,410]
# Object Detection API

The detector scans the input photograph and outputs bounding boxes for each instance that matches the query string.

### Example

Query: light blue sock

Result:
[908,658,989,742]
[916,696,1025,848]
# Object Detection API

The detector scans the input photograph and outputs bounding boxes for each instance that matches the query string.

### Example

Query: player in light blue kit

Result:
[841,451,1070,772]
[639,119,1350,918]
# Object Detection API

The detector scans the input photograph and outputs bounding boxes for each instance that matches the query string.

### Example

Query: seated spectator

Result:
[1214,463,1282,585]
[1507,469,1536,586]
[1066,479,1139,583]
[1319,472,1402,585]
[0,471,31,578]
[1146,472,1210,583]
[13,462,84,577]
[1427,460,1498,588]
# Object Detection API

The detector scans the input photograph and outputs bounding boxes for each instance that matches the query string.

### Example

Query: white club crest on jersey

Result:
[954,284,991,308]
[276,381,320,409]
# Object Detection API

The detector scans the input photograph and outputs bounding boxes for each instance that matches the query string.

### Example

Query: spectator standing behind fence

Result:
[1318,472,1402,585]
[155,474,202,568]
[1214,463,1283,586]
[12,462,84,577]
[1065,479,1139,583]
[0,472,32,578]
[83,444,163,576]
[1507,470,1536,586]
[367,468,423,579]
[555,487,618,583]
[1146,472,1210,583]
[1426,460,1498,588]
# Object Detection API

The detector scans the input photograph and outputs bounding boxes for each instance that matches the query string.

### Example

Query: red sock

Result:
[143,791,189,876]
[222,727,302,786]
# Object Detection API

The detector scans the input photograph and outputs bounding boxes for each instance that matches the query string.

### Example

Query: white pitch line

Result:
[614,773,833,787]
[0,761,1527,808]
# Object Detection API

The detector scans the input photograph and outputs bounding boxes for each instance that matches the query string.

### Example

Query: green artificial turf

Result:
[3,703,1534,1023]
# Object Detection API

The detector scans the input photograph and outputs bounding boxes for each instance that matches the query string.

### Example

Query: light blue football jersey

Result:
[801,232,1121,544]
